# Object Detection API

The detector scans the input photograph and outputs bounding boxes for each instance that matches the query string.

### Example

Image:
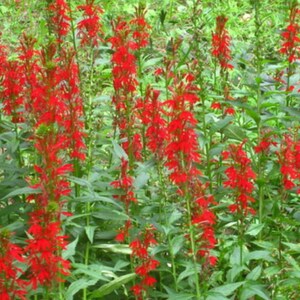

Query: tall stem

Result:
[185,189,201,300]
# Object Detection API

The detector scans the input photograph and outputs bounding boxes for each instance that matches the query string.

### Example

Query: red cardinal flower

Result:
[212,15,234,70]
[280,5,300,62]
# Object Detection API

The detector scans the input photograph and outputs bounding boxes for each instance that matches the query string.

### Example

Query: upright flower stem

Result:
[157,160,178,291]
[185,186,201,300]
[253,0,264,240]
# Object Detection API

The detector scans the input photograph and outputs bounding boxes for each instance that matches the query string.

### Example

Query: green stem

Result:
[238,216,244,267]
[157,160,178,290]
[185,191,201,299]
[254,0,265,240]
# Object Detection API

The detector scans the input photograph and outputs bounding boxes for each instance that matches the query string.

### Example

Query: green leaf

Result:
[230,246,249,266]
[171,235,185,256]
[164,285,194,300]
[282,242,300,253]
[91,273,136,298]
[210,282,244,296]
[223,124,246,141]
[112,140,128,160]
[68,176,92,189]
[167,293,194,300]
[227,265,245,283]
[177,261,196,284]
[63,237,79,260]
[143,57,163,69]
[168,210,182,225]
[93,244,132,255]
[210,116,233,135]
[85,226,97,243]
[264,266,281,277]
[246,223,264,236]
[1,187,41,200]
[72,263,110,281]
[133,172,149,189]
[246,266,262,281]
[245,108,261,124]
[66,278,98,300]
[206,292,230,300]
[240,283,270,300]
[246,250,274,262]
[92,208,128,221]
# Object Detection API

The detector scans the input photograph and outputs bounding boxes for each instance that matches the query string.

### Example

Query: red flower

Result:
[212,15,234,70]
[278,134,300,193]
[254,131,276,154]
[48,0,70,42]
[223,141,256,215]
[130,6,151,50]
[77,0,104,46]
[211,102,222,110]
[130,226,159,298]
[25,210,71,289]
[0,230,27,300]
[0,47,25,123]
[280,5,300,62]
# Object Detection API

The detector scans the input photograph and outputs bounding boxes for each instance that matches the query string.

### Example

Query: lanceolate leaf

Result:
[90,273,136,298]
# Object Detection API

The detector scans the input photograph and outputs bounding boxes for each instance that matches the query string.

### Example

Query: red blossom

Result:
[130,226,159,298]
[163,66,217,266]
[0,47,25,123]
[0,230,27,300]
[223,141,256,215]
[280,5,300,62]
[212,15,234,70]
[77,0,104,46]
[278,134,300,193]
[130,6,151,50]
[48,0,70,42]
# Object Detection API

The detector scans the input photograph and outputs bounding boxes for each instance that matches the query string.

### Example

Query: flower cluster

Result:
[223,141,256,215]
[137,86,168,160]
[130,5,151,50]
[212,15,233,70]
[0,46,25,123]
[48,0,70,42]
[24,43,74,289]
[278,134,300,193]
[109,19,140,240]
[130,226,160,300]
[109,14,150,223]
[77,0,104,47]
[0,35,86,290]
[59,47,86,160]
[254,130,277,154]
[164,68,217,265]
[280,4,300,62]
[0,230,27,300]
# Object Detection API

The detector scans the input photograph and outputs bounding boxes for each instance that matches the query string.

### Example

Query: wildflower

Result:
[77,0,104,46]
[278,134,300,193]
[164,68,217,265]
[223,141,256,215]
[48,0,70,42]
[280,5,300,62]
[0,47,25,123]
[130,226,159,299]
[24,43,75,289]
[140,86,168,159]
[212,15,233,70]
[254,131,277,154]
[211,102,222,110]
[0,230,27,300]
[58,47,86,160]
[130,5,151,50]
